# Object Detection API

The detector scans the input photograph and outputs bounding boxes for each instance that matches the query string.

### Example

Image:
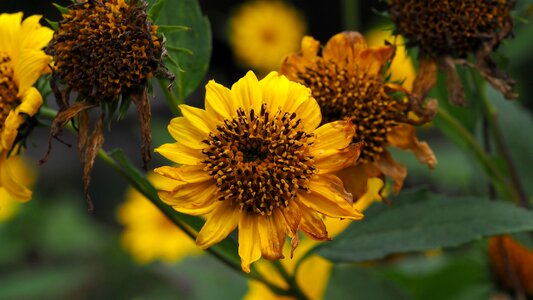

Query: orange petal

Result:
[239,213,262,273]
[300,174,364,219]
[387,124,437,169]
[412,57,438,102]
[312,143,362,174]
[296,201,329,240]
[376,150,407,194]
[196,201,240,249]
[281,199,301,238]
[323,31,367,68]
[257,209,286,260]
[301,35,321,59]
[358,46,395,75]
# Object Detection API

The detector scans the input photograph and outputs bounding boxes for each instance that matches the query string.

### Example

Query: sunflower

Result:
[280,32,436,201]
[44,0,173,208]
[155,71,363,272]
[387,0,517,105]
[229,0,306,75]
[0,13,52,201]
[117,173,201,264]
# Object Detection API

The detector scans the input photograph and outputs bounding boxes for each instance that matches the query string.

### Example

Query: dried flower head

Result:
[387,0,517,104]
[44,0,173,209]
[281,32,436,201]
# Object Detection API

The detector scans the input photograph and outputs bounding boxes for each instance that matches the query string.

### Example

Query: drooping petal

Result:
[296,200,329,240]
[205,79,236,120]
[312,143,362,174]
[168,117,208,149]
[231,70,262,113]
[196,201,240,249]
[301,174,364,219]
[154,165,211,183]
[239,213,262,273]
[311,120,355,150]
[388,124,437,168]
[257,209,286,260]
[154,142,203,165]
[376,150,407,194]
[336,163,382,199]
[281,199,301,238]
[157,180,218,215]
[322,31,367,68]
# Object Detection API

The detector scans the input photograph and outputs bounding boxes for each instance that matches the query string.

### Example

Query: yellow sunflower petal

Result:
[239,213,262,273]
[168,117,208,149]
[15,49,51,96]
[281,199,301,238]
[296,201,329,240]
[154,142,203,165]
[322,31,366,68]
[312,120,355,151]
[205,79,236,120]
[196,201,240,249]
[16,86,42,116]
[154,165,211,183]
[312,143,362,174]
[20,15,53,51]
[257,209,286,260]
[231,71,262,113]
[179,104,218,133]
[0,154,32,202]
[301,174,363,219]
[293,94,321,131]
[158,181,218,216]
[388,123,437,168]
[1,112,23,151]
[376,150,407,194]
[0,12,23,56]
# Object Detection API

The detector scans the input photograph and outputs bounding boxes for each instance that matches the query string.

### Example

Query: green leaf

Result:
[317,189,533,262]
[45,19,59,31]
[147,0,212,101]
[324,265,411,300]
[147,0,165,22]
[52,2,69,14]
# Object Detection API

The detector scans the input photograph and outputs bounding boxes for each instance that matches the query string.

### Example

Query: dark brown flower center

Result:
[0,53,18,132]
[296,60,406,163]
[201,103,316,215]
[388,0,514,58]
[45,0,163,101]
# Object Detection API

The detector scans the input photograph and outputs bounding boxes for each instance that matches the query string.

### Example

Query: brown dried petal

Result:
[82,115,105,212]
[442,56,466,106]
[130,84,152,169]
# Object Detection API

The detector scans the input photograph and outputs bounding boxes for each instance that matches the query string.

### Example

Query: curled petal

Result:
[336,163,381,199]
[412,57,437,102]
[388,124,437,169]
[323,31,366,68]
[296,200,329,240]
[358,46,395,75]
[376,151,407,194]
[312,143,362,174]
[281,199,301,238]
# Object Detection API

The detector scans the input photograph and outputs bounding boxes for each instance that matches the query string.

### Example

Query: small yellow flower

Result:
[0,13,52,201]
[0,156,35,221]
[281,32,436,201]
[117,173,201,264]
[155,71,363,272]
[229,0,306,75]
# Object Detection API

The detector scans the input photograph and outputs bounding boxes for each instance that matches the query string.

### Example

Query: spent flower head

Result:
[387,0,517,105]
[281,31,436,201]
[44,0,173,209]
[155,71,363,272]
[0,12,52,201]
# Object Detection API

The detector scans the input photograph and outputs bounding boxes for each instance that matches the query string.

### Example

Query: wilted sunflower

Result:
[117,173,201,264]
[155,71,363,272]
[280,32,436,201]
[387,0,517,105]
[44,0,173,208]
[0,13,52,201]
[229,0,306,75]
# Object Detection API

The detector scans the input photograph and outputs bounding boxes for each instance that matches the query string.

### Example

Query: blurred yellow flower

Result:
[0,155,35,222]
[0,13,52,202]
[229,0,306,75]
[117,173,201,264]
[154,71,363,272]
[366,28,415,91]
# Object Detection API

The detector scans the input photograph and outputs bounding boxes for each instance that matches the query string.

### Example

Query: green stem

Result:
[271,261,310,300]
[341,0,360,31]
[435,109,515,201]
[470,74,530,208]
[38,106,285,293]
[158,79,182,116]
